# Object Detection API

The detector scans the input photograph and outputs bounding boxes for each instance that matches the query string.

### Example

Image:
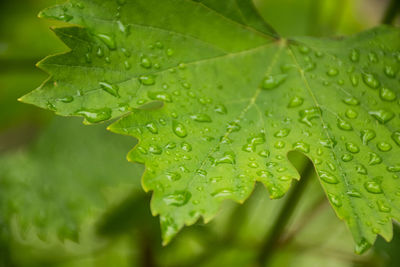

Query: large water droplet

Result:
[369,109,394,124]
[346,142,360,153]
[163,191,191,206]
[75,108,112,123]
[328,193,342,207]
[355,239,371,254]
[274,128,290,138]
[139,75,156,85]
[337,118,353,131]
[391,131,400,147]
[190,113,212,123]
[379,87,396,101]
[211,188,233,198]
[96,33,116,50]
[362,73,380,89]
[292,141,310,153]
[149,144,162,154]
[360,129,376,144]
[319,170,339,184]
[214,104,227,114]
[368,152,382,165]
[99,81,119,97]
[146,122,158,134]
[377,141,392,152]
[148,91,172,102]
[364,181,383,194]
[343,97,360,106]
[140,56,152,69]
[261,74,287,90]
[349,49,360,62]
[172,121,187,138]
[377,200,391,213]
[287,96,304,108]
[215,151,235,165]
[299,107,320,127]
[166,172,181,181]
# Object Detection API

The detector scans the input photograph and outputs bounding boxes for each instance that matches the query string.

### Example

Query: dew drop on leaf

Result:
[75,108,112,123]
[99,81,119,97]
[368,152,382,165]
[362,73,380,89]
[346,142,360,153]
[379,87,396,101]
[328,193,342,207]
[287,96,304,108]
[163,191,192,206]
[96,33,116,50]
[319,170,339,184]
[360,129,376,144]
[139,75,156,85]
[364,181,383,194]
[261,74,287,90]
[369,109,394,124]
[172,121,188,138]
[190,113,212,123]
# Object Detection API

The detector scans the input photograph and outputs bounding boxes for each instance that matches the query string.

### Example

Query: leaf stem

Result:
[382,0,400,25]
[257,160,314,265]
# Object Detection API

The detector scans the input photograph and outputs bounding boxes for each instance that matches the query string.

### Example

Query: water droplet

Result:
[343,97,359,106]
[360,129,376,145]
[287,96,304,108]
[326,68,339,76]
[138,75,156,85]
[328,193,342,207]
[292,141,310,153]
[140,56,152,69]
[211,188,233,198]
[96,33,116,50]
[349,49,360,62]
[75,108,112,123]
[368,152,382,165]
[384,65,396,78]
[346,142,360,153]
[172,121,187,138]
[362,73,380,89]
[166,172,181,181]
[227,121,241,132]
[377,200,391,213]
[148,91,172,102]
[149,144,162,154]
[58,96,74,103]
[261,74,287,90]
[299,45,310,54]
[214,104,227,114]
[350,74,359,87]
[368,52,378,63]
[369,109,394,124]
[347,190,361,198]
[145,122,158,134]
[299,107,320,127]
[274,141,285,149]
[356,164,367,175]
[215,151,235,165]
[96,47,104,58]
[388,165,400,172]
[364,181,383,194]
[392,131,400,147]
[345,109,358,119]
[248,162,259,168]
[379,87,396,101]
[337,118,353,131]
[377,141,392,152]
[274,128,290,138]
[319,170,339,184]
[163,191,191,206]
[341,153,353,162]
[166,48,174,56]
[181,142,192,152]
[99,81,119,97]
[258,150,270,158]
[190,113,212,123]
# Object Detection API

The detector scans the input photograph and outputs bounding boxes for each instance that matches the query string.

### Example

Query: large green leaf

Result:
[21,0,400,253]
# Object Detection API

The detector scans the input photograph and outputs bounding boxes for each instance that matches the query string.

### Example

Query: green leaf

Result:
[20,0,400,253]
[0,117,143,259]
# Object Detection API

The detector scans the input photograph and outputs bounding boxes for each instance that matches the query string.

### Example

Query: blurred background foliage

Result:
[0,0,399,266]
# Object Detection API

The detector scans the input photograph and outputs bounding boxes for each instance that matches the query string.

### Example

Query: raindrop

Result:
[96,33,116,50]
[287,96,304,108]
[364,181,383,194]
[190,113,212,123]
[172,121,187,138]
[261,74,287,90]
[379,87,396,101]
[163,191,191,206]
[360,129,376,144]
[328,193,342,207]
[369,109,394,124]
[139,75,156,85]
[148,91,172,102]
[377,141,392,152]
[346,142,360,153]
[99,81,119,97]
[362,73,380,89]
[146,122,158,134]
[75,108,112,123]
[368,152,382,165]
[319,170,339,184]
[215,151,236,165]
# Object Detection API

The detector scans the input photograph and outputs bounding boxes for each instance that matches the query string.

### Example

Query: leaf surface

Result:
[20,0,400,252]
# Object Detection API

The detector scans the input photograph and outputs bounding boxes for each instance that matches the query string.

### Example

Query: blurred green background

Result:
[1,0,399,266]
